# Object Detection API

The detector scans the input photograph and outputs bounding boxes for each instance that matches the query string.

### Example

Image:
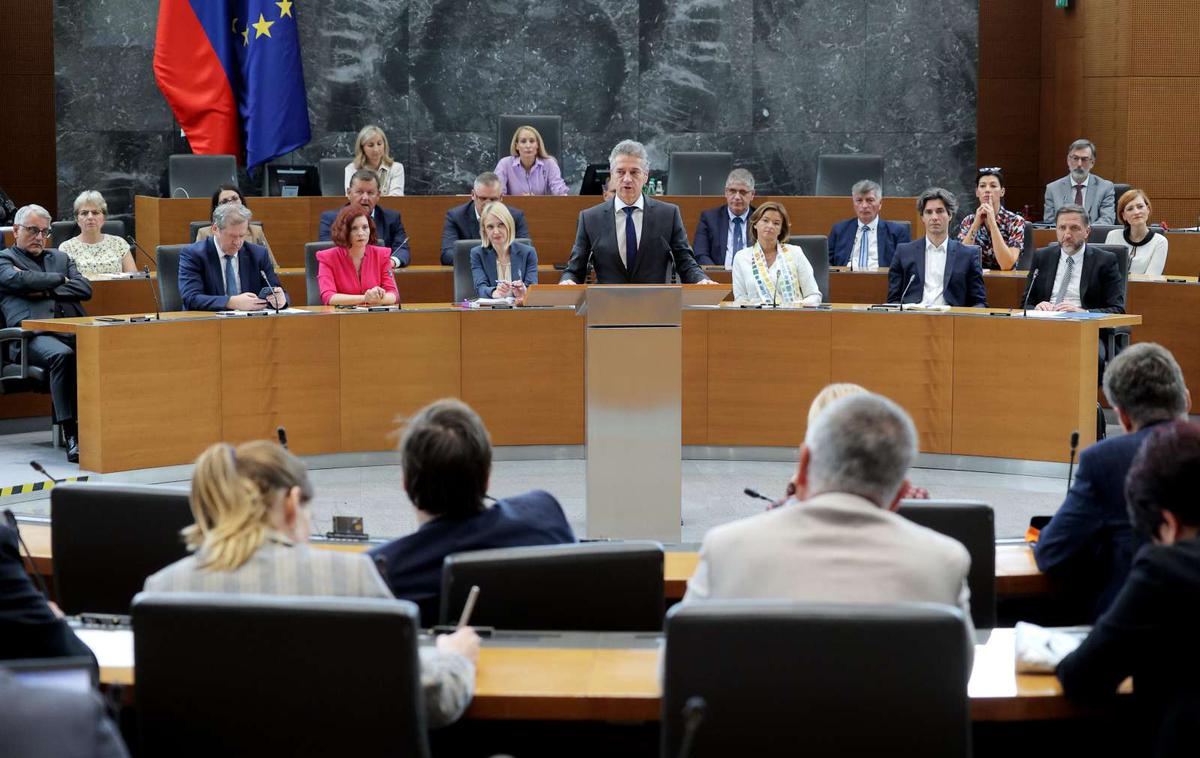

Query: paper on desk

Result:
[217,308,309,316]
[1014,621,1085,672]
[75,628,134,670]
[902,304,951,311]
[1019,310,1070,319]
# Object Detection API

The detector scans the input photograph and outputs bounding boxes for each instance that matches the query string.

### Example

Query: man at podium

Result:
[560,140,715,285]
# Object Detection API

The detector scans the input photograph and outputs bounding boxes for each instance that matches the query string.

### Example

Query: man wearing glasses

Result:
[0,205,92,462]
[1044,139,1116,224]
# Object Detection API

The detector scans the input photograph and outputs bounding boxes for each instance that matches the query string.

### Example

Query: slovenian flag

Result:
[153,0,311,171]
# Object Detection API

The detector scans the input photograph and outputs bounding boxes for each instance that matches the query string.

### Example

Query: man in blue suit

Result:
[178,203,287,311]
[319,169,410,267]
[1036,343,1190,620]
[828,179,911,268]
[692,168,756,268]
[887,188,986,307]
[439,172,530,265]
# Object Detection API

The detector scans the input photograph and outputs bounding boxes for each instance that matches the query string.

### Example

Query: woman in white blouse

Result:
[731,201,822,305]
[57,190,136,277]
[1105,188,1168,276]
[344,124,404,196]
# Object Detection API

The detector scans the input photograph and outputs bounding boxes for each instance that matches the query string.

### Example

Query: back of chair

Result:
[1088,223,1122,244]
[1112,182,1132,206]
[1092,242,1132,294]
[1015,221,1036,271]
[453,240,478,301]
[133,593,430,758]
[155,245,185,312]
[787,235,830,302]
[167,154,237,200]
[897,500,996,628]
[666,152,734,196]
[50,219,125,246]
[51,483,193,615]
[440,541,664,631]
[497,115,562,164]
[815,154,884,197]
[304,241,327,305]
[663,600,970,758]
[188,220,209,242]
[319,158,353,196]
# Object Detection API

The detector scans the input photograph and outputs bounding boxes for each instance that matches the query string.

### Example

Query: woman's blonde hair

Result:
[807,383,868,427]
[479,202,516,249]
[509,125,551,160]
[353,125,394,170]
[183,440,313,572]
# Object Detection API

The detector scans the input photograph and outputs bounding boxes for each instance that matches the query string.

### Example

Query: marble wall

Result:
[54,0,977,215]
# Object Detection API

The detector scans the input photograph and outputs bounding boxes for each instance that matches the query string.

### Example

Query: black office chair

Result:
[155,245,185,312]
[439,541,665,631]
[1112,183,1132,206]
[662,600,971,758]
[319,158,353,197]
[304,241,327,305]
[0,314,50,399]
[1087,223,1122,244]
[167,154,237,200]
[815,154,884,197]
[666,152,734,196]
[497,115,563,164]
[898,500,996,629]
[133,593,430,758]
[787,235,830,302]
[1093,242,1133,358]
[1015,221,1036,271]
[49,219,126,246]
[50,483,193,616]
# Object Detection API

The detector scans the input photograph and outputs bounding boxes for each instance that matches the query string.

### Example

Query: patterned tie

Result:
[730,216,744,266]
[223,255,238,297]
[858,225,870,269]
[1073,184,1084,206]
[1054,255,1076,304]
[623,206,638,273]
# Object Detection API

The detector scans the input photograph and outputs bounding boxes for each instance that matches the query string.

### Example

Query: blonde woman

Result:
[1105,189,1168,276]
[731,201,821,306]
[57,191,137,277]
[344,125,404,196]
[144,440,479,728]
[494,125,569,196]
[469,202,538,302]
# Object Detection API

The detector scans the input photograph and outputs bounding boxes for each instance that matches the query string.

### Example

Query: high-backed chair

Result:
[319,158,353,196]
[898,500,996,629]
[662,600,970,758]
[1092,242,1133,356]
[51,483,192,615]
[167,154,237,200]
[1088,224,1122,244]
[667,152,734,196]
[304,241,327,305]
[155,245,185,312]
[1015,221,1036,270]
[787,235,830,302]
[133,593,430,758]
[49,219,126,247]
[1112,182,1132,206]
[497,115,562,164]
[815,154,884,197]
[439,541,664,631]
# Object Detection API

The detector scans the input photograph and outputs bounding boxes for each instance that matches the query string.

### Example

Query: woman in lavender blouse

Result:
[493,125,570,196]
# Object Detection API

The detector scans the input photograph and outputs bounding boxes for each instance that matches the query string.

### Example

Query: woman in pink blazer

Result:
[316,206,399,306]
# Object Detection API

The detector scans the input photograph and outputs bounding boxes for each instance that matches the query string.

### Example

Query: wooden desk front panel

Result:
[1127,282,1200,397]
[681,310,708,445]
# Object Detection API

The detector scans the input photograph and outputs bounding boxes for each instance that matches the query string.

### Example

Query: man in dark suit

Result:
[560,140,716,285]
[692,168,756,268]
[1021,204,1125,314]
[0,669,130,757]
[0,205,92,462]
[178,203,287,312]
[1036,343,1190,620]
[319,169,410,268]
[887,188,986,307]
[828,179,911,268]
[0,524,94,661]
[370,399,575,626]
[439,172,530,265]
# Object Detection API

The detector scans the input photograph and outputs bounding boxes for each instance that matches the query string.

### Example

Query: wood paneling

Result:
[0,1,56,214]
[681,310,708,445]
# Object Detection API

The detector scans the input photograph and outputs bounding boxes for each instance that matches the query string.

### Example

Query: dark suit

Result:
[1020,244,1125,313]
[828,218,911,267]
[1058,537,1200,757]
[886,239,987,307]
[0,247,92,423]
[692,204,755,267]
[560,197,706,284]
[319,204,410,267]
[0,670,129,758]
[441,201,530,265]
[1035,422,1161,619]
[0,525,94,662]
[369,490,576,626]
[470,241,538,299]
[178,237,286,312]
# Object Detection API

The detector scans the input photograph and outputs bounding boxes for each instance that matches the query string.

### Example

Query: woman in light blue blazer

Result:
[469,202,537,303]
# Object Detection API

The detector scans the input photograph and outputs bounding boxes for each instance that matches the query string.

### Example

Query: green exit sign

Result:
[1056,0,1070,7]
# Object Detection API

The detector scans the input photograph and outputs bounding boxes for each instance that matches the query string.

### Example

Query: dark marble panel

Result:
[56,130,174,217]
[407,132,495,195]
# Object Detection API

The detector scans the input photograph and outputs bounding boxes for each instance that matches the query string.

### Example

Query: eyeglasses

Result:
[1067,154,1094,164]
[18,225,50,237]
[76,209,104,217]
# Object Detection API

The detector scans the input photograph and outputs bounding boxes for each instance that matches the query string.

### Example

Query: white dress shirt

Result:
[614,194,645,267]
[211,236,240,295]
[1050,247,1085,306]
[724,209,751,269]
[344,161,405,196]
[849,217,880,270]
[921,237,947,306]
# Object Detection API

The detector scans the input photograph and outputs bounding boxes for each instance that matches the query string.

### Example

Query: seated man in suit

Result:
[0,668,129,758]
[682,392,974,643]
[559,140,716,285]
[440,172,530,265]
[828,179,911,269]
[692,168,756,268]
[1036,343,1190,620]
[1,523,95,661]
[319,169,410,268]
[1044,139,1116,224]
[0,205,92,462]
[887,188,987,308]
[370,399,576,626]
[1021,204,1125,314]
[178,203,287,312]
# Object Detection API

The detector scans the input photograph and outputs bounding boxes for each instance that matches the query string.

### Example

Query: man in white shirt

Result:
[887,188,987,308]
[827,180,911,269]
[692,169,757,268]
[1044,139,1116,225]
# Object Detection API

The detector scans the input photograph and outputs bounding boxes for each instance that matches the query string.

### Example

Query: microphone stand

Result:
[1066,430,1080,489]
[897,273,916,312]
[260,271,283,315]
[127,236,163,320]
[1022,269,1040,317]
[3,509,53,600]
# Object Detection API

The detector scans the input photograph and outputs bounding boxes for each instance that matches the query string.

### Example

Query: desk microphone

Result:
[743,487,774,503]
[4,509,53,601]
[30,460,64,485]
[675,696,707,758]
[126,236,163,320]
[770,270,782,308]
[897,273,916,311]
[1066,430,1080,490]
[1022,268,1040,316]
[260,271,283,314]
[391,236,410,269]
[276,426,288,449]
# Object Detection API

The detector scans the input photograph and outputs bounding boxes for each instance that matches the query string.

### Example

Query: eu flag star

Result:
[276,0,294,18]
[252,13,275,38]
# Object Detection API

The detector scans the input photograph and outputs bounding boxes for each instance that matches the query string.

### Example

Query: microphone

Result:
[897,273,916,311]
[1066,430,1080,489]
[4,509,53,601]
[171,187,191,199]
[675,696,707,758]
[260,271,283,314]
[277,426,288,449]
[390,236,410,269]
[127,236,163,320]
[770,270,782,308]
[1022,268,1040,316]
[743,487,773,503]
[30,460,63,485]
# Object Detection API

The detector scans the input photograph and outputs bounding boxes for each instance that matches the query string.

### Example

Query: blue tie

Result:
[730,216,744,266]
[858,225,870,269]
[623,206,638,273]
[223,255,238,297]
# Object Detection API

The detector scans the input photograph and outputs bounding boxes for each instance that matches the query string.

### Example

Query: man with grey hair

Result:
[1044,139,1116,224]
[692,168,757,268]
[827,179,911,269]
[0,205,93,462]
[560,140,715,285]
[1036,342,1191,619]
[1021,204,1124,314]
[681,392,973,636]
[887,188,986,307]
[178,202,287,311]
[439,172,530,265]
